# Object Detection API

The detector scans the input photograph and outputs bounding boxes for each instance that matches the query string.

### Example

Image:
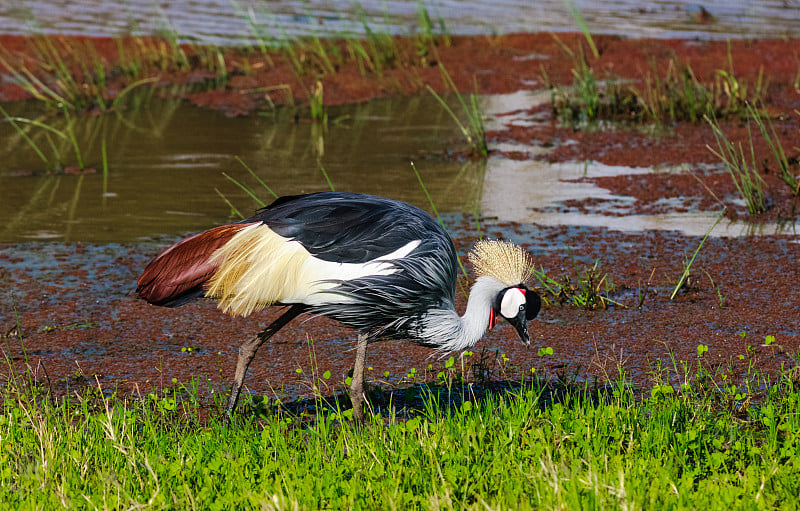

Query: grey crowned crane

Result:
[137,192,541,420]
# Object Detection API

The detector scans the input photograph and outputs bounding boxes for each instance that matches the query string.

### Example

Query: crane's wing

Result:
[138,193,458,329]
[249,193,458,337]
[250,192,439,263]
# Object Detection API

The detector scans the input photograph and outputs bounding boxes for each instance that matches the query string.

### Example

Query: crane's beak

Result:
[508,309,530,347]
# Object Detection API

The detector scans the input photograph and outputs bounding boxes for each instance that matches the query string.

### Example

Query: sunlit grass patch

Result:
[533,255,619,310]
[550,47,765,126]
[3,338,800,509]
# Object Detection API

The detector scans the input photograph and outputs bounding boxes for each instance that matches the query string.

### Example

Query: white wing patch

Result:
[205,223,419,316]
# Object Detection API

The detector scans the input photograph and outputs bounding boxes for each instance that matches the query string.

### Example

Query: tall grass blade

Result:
[747,102,798,195]
[705,113,766,214]
[101,137,108,206]
[222,171,267,207]
[1,115,68,139]
[235,156,278,199]
[62,108,84,169]
[215,188,244,219]
[0,105,51,165]
[565,0,599,59]
[317,159,335,192]
[111,77,159,110]
[670,209,725,300]
[427,64,487,156]
[412,161,468,297]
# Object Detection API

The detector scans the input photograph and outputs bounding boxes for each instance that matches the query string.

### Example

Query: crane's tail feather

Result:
[137,223,257,307]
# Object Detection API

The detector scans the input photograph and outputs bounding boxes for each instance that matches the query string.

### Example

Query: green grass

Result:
[0,106,87,171]
[0,33,203,112]
[551,49,764,126]
[706,112,767,214]
[565,0,599,60]
[427,64,487,157]
[671,209,725,300]
[705,101,800,213]
[219,156,280,216]
[3,345,800,509]
[533,255,619,310]
[748,102,799,196]
[0,4,453,116]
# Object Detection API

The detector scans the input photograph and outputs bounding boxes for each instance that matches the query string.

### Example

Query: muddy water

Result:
[0,94,485,242]
[3,89,797,242]
[481,90,800,239]
[483,157,800,238]
[1,1,798,43]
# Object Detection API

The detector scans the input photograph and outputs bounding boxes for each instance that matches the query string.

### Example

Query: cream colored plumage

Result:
[205,223,421,317]
[205,224,311,316]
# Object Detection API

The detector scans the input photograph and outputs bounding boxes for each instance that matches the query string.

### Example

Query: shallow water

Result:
[2,88,798,242]
[0,94,485,242]
[482,157,800,238]
[480,90,800,239]
[1,0,798,44]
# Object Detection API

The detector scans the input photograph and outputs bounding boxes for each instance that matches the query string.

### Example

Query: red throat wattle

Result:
[488,308,497,330]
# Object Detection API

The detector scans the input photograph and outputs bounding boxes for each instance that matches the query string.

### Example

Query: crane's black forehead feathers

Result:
[246,192,448,264]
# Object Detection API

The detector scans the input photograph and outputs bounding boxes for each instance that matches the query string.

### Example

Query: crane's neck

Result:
[418,276,505,352]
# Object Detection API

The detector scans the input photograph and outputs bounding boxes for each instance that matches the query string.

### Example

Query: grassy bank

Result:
[2,362,800,509]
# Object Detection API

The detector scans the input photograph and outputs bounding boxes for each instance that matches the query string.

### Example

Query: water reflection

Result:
[2,88,797,243]
[0,92,485,242]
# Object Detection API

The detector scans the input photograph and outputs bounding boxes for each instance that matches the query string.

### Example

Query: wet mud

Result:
[1,32,800,407]
[2,224,798,403]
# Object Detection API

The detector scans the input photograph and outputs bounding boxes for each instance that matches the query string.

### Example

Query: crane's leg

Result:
[225,304,306,419]
[349,332,369,422]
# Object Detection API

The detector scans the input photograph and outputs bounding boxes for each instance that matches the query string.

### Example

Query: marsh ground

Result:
[1,32,799,407]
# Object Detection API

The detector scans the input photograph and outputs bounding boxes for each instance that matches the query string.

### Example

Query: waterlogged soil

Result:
[2,225,799,405]
[1,34,798,116]
[1,31,800,407]
[500,119,800,222]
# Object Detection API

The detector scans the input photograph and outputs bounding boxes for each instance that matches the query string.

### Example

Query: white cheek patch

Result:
[500,288,526,319]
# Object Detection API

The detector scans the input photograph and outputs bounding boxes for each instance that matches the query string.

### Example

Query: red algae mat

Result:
[2,225,798,402]
[1,33,799,116]
[1,32,800,404]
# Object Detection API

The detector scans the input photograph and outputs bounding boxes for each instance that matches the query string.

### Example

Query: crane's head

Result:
[491,285,541,346]
[469,239,541,347]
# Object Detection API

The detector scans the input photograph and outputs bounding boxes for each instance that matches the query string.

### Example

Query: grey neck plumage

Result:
[418,276,506,352]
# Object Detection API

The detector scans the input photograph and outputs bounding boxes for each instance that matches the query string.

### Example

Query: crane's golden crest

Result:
[468,239,534,287]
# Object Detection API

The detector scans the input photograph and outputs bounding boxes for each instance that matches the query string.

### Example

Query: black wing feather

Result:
[247,192,440,264]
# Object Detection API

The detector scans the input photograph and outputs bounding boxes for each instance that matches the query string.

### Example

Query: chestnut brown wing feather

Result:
[137,223,257,306]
